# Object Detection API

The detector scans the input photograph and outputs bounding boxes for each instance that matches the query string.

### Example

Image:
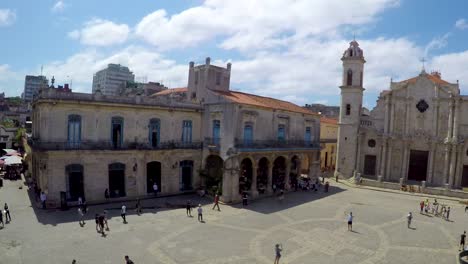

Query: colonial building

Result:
[335,40,468,190]
[320,117,337,172]
[31,58,321,206]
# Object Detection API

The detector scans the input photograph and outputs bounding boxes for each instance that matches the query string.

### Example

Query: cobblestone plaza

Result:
[0,179,466,263]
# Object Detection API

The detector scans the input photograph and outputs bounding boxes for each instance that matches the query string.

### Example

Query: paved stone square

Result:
[0,179,466,263]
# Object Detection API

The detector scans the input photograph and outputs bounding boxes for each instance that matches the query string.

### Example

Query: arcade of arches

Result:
[204,152,319,202]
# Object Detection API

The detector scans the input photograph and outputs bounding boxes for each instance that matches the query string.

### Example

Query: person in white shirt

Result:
[347,212,353,231]
[407,212,413,228]
[197,204,203,222]
[121,205,127,223]
[153,183,158,196]
[40,192,47,209]
[78,207,85,226]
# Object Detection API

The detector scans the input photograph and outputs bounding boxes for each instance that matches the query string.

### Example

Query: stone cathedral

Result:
[335,40,468,190]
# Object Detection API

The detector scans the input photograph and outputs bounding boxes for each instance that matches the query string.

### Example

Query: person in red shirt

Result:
[212,194,220,211]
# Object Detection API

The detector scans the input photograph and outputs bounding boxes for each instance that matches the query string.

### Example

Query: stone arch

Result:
[289,155,301,188]
[204,155,224,195]
[257,157,269,194]
[272,156,287,190]
[347,69,353,86]
[239,158,253,194]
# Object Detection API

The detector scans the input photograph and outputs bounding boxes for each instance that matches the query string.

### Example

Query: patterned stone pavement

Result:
[0,179,466,263]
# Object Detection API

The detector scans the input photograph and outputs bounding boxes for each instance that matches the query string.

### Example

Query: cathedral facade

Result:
[335,40,468,190]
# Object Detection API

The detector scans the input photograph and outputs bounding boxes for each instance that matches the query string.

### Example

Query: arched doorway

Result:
[272,156,286,190]
[257,157,269,194]
[66,164,84,201]
[180,160,194,191]
[204,155,224,195]
[290,156,300,188]
[239,158,253,194]
[147,161,162,193]
[109,163,125,197]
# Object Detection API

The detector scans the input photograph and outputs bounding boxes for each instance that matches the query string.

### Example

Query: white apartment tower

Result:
[92,64,135,96]
[23,75,48,102]
[335,40,366,179]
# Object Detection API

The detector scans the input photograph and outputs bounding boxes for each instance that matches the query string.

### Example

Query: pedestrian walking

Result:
[95,214,99,232]
[446,207,451,220]
[347,212,353,231]
[121,205,127,223]
[4,203,11,222]
[212,194,221,211]
[78,197,83,206]
[460,231,466,251]
[272,184,277,193]
[78,207,85,226]
[197,204,203,222]
[242,192,248,206]
[0,208,4,228]
[124,255,134,264]
[324,181,329,192]
[274,244,283,264]
[186,200,192,217]
[135,199,142,215]
[153,183,158,196]
[82,201,87,214]
[407,212,413,228]
[419,201,424,214]
[98,214,105,235]
[103,210,109,230]
[40,191,47,209]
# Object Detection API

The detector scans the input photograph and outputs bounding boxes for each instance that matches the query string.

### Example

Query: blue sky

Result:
[1,0,468,108]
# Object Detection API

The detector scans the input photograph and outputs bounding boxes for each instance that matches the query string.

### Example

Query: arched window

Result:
[347,69,353,86]
[346,104,351,116]
[68,115,81,148]
[349,49,353,57]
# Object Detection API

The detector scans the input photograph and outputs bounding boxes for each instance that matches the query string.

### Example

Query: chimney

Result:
[205,57,211,65]
[227,62,232,72]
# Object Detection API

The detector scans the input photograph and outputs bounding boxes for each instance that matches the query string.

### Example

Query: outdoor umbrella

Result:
[4,156,22,165]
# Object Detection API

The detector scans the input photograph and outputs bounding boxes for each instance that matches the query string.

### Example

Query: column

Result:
[404,98,411,135]
[443,145,451,185]
[355,134,362,173]
[447,100,454,140]
[221,170,232,202]
[284,161,291,190]
[379,139,387,178]
[453,99,460,140]
[427,143,435,184]
[385,142,393,181]
[389,102,395,134]
[449,144,458,187]
[267,161,273,194]
[251,163,258,197]
[455,144,464,188]
[401,143,409,181]
[384,97,390,134]
[432,99,439,138]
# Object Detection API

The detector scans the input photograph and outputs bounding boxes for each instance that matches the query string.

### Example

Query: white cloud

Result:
[41,46,187,93]
[455,18,468,30]
[424,33,450,57]
[135,0,399,51]
[68,18,130,46]
[0,9,16,27]
[51,1,66,13]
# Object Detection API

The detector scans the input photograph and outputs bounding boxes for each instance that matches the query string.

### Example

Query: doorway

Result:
[462,166,468,188]
[180,160,193,191]
[66,164,84,201]
[363,155,377,176]
[109,163,125,197]
[407,150,429,181]
[147,161,162,193]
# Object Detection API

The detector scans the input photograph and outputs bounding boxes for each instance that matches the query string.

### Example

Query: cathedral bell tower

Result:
[335,40,365,179]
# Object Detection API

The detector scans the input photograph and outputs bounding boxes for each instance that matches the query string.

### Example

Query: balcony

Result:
[28,139,203,151]
[204,137,221,151]
[234,139,320,151]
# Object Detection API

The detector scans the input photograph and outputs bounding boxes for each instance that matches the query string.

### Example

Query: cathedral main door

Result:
[408,150,429,181]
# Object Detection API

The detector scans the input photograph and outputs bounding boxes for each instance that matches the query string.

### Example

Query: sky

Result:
[1,0,468,109]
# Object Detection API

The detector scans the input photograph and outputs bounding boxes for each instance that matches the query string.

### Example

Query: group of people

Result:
[0,202,11,228]
[185,200,204,222]
[419,198,451,220]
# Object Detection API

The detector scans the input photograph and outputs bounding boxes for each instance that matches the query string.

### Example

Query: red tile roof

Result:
[399,73,451,85]
[212,90,319,115]
[320,117,338,124]
[152,87,188,96]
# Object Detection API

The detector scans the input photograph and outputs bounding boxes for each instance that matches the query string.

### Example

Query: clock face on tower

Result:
[416,99,429,113]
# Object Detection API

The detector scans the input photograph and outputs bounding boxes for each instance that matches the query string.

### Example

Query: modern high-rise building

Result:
[23,75,48,102]
[92,64,135,96]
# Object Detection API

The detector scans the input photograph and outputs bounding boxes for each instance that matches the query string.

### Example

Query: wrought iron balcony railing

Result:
[28,139,202,151]
[234,139,320,150]
[204,137,221,150]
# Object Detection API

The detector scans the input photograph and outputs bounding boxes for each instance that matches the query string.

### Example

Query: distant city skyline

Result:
[1,1,468,108]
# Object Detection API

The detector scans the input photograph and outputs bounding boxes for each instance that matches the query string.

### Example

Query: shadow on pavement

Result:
[229,184,346,214]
